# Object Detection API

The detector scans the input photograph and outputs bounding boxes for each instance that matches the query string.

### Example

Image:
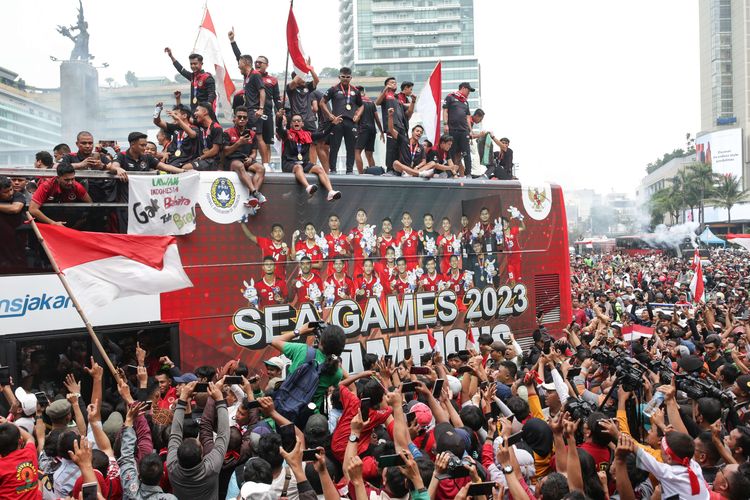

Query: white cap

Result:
[263,356,290,378]
[14,388,37,416]
[240,481,273,500]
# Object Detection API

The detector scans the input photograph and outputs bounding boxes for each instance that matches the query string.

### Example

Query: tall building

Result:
[339,0,481,109]
[698,0,749,186]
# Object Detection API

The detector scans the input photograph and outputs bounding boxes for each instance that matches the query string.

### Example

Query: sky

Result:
[2,0,700,195]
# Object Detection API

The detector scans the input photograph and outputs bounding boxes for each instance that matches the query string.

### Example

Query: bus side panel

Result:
[161,179,569,372]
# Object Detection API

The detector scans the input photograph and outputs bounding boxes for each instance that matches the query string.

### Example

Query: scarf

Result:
[661,436,700,495]
[450,91,468,103]
[287,128,312,144]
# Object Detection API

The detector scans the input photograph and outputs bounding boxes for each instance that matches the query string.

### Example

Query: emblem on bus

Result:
[521,182,552,220]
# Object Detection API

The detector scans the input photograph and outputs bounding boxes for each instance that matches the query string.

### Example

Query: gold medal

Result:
[175,150,182,157]
[346,104,352,111]
[297,154,303,161]
[192,97,197,104]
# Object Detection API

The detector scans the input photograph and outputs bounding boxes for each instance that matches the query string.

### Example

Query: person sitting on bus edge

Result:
[35,151,54,170]
[425,134,458,177]
[224,106,267,211]
[0,175,26,268]
[190,102,224,171]
[108,132,191,181]
[275,110,340,201]
[29,163,92,226]
[153,103,199,167]
[386,108,433,178]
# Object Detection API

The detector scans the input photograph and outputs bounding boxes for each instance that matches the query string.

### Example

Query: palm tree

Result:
[707,174,750,224]
[650,187,682,226]
[687,162,718,225]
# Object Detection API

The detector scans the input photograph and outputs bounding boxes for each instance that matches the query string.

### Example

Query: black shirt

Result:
[358,100,378,130]
[165,123,199,160]
[286,81,317,125]
[324,84,362,120]
[172,62,216,110]
[443,93,470,132]
[276,119,331,163]
[380,91,407,134]
[114,151,160,172]
[313,89,328,127]
[0,191,25,227]
[396,136,424,167]
[224,127,256,160]
[197,121,224,152]
[243,72,265,111]
[259,73,281,114]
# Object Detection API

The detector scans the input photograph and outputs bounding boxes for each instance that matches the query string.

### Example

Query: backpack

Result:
[272,347,322,421]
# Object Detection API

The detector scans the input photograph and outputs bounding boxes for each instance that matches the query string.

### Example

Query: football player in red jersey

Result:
[396,211,419,269]
[347,208,368,279]
[325,213,350,277]
[375,246,398,295]
[326,257,355,300]
[436,216,459,273]
[377,217,395,258]
[503,215,526,284]
[391,257,412,298]
[293,222,324,271]
[444,254,466,300]
[294,256,324,306]
[241,222,289,279]
[254,256,288,307]
[419,257,444,293]
[354,258,381,307]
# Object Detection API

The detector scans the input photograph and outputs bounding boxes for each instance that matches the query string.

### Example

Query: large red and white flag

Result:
[621,324,654,342]
[727,233,750,252]
[194,7,236,109]
[37,224,193,312]
[414,61,442,146]
[689,249,704,303]
[286,5,311,76]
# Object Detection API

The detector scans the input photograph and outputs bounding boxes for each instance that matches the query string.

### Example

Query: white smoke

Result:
[641,221,699,257]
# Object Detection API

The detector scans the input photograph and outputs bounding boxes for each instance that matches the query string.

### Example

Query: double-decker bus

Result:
[0,173,571,375]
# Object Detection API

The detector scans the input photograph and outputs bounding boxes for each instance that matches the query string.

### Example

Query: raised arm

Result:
[165,47,192,80]
[240,222,259,244]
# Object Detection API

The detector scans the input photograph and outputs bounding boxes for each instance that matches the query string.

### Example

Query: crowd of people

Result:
[2,246,750,499]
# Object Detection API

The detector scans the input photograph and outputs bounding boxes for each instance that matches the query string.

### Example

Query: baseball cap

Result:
[458,82,476,92]
[265,377,283,393]
[496,382,513,401]
[240,481,273,500]
[304,413,329,435]
[14,388,37,417]
[407,402,434,429]
[173,373,198,384]
[433,422,465,457]
[263,356,288,371]
[45,399,71,420]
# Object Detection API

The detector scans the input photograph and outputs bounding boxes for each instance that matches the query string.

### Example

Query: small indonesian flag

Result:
[466,328,476,348]
[689,249,704,303]
[194,7,236,109]
[414,61,442,146]
[426,327,437,349]
[727,233,750,252]
[37,224,193,313]
[286,5,311,76]
[621,324,654,342]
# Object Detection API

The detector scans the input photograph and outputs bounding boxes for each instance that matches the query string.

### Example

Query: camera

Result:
[435,452,474,479]
[566,398,596,421]
[674,374,734,407]
[591,347,647,392]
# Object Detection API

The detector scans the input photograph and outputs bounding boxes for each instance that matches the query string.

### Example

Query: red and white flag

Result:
[426,327,437,349]
[689,248,704,303]
[414,61,442,146]
[286,5,311,76]
[37,224,193,313]
[621,324,654,342]
[727,233,750,252]
[194,7,236,109]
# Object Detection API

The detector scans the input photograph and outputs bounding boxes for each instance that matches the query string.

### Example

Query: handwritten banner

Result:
[127,172,200,235]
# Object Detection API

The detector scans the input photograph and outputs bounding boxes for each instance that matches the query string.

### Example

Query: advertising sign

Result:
[695,128,743,179]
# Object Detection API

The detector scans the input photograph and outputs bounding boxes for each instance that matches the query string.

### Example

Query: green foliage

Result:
[370,67,388,77]
[319,67,339,78]
[646,148,686,174]
[125,71,138,87]
[707,174,750,223]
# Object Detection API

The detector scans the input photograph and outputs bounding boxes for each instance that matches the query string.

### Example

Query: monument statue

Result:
[57,0,92,62]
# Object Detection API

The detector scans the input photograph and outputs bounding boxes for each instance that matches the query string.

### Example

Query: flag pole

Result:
[25,214,122,384]
[193,1,208,53]
[282,0,294,107]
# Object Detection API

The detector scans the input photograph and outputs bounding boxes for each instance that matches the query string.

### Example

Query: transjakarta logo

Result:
[0,293,72,318]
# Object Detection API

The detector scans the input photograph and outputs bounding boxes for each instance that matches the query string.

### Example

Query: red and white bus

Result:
[1,174,571,374]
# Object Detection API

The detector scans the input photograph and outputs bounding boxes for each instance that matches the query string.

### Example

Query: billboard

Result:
[695,128,743,179]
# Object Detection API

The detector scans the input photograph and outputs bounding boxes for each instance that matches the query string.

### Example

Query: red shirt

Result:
[392,275,412,296]
[375,262,398,294]
[326,274,355,300]
[579,442,612,471]
[420,272,445,292]
[325,232,350,275]
[31,178,88,206]
[295,240,324,266]
[158,386,177,410]
[256,236,288,279]
[437,233,459,271]
[331,385,392,461]
[378,234,396,258]
[504,225,520,252]
[396,228,419,267]
[444,269,465,298]
[255,276,288,307]
[0,441,41,500]
[295,272,324,304]
[354,274,379,305]
[348,227,366,277]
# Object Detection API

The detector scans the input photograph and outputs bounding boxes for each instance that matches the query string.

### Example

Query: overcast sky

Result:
[2,0,699,195]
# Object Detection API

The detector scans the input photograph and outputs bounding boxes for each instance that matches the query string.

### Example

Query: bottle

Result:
[153,103,163,119]
[642,392,664,418]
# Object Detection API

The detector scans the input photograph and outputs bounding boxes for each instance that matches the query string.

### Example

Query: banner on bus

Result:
[127,171,200,235]
[0,274,160,335]
[198,171,252,224]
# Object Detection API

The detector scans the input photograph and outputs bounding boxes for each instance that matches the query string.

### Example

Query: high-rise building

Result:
[698,0,749,186]
[339,0,481,109]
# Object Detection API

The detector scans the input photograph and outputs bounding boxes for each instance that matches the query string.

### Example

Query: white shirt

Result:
[636,448,709,500]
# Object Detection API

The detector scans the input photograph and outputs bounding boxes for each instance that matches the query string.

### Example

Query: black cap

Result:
[434,422,465,457]
[676,355,704,373]
[458,82,476,92]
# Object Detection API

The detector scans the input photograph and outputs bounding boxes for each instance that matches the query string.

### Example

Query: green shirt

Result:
[282,342,343,411]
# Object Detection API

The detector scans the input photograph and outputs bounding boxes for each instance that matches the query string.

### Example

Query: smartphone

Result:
[126,365,139,374]
[360,397,372,421]
[34,392,49,406]
[490,401,501,418]
[302,448,320,462]
[467,482,496,497]
[241,129,252,137]
[433,378,445,398]
[567,367,582,379]
[248,375,260,383]
[279,424,296,452]
[401,381,416,393]
[543,339,552,354]
[406,411,417,425]
[81,481,98,500]
[384,354,393,365]
[377,453,406,468]
[245,400,261,409]
[479,380,489,391]
[224,376,243,385]
[0,366,9,386]
[410,366,431,375]
[141,400,153,410]
[194,382,209,393]
[456,365,473,375]
[98,140,115,147]
[507,431,524,446]
[403,348,412,360]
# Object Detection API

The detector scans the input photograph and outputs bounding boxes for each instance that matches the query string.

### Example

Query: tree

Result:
[319,67,339,78]
[104,77,115,88]
[125,71,138,87]
[707,174,750,224]
[686,162,717,225]
[650,186,682,226]
[370,67,388,77]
